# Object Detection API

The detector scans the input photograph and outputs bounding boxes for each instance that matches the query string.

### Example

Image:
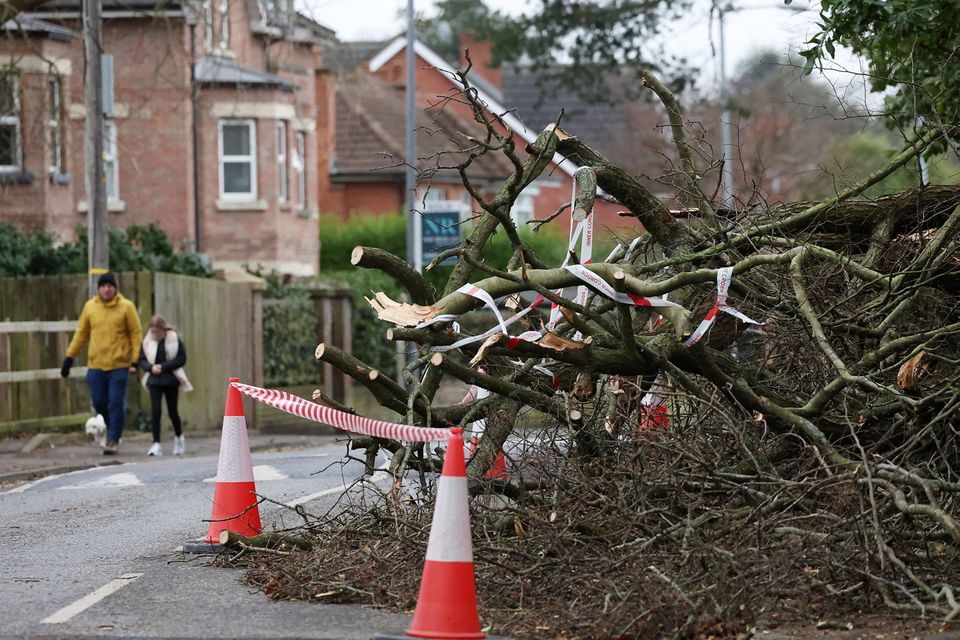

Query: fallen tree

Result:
[228,63,959,638]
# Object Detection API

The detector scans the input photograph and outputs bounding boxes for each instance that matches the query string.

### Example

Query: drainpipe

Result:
[188,19,202,252]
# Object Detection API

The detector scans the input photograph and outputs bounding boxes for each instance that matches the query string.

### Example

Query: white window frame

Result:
[218,0,230,49]
[48,75,62,174]
[104,119,119,200]
[0,74,22,172]
[218,119,257,202]
[294,131,306,207]
[203,0,214,50]
[510,192,535,226]
[277,121,287,202]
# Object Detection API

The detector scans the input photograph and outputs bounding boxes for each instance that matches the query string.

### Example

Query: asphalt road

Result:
[0,444,415,639]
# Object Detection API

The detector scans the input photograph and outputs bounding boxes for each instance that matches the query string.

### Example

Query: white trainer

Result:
[147,442,162,456]
[173,435,185,456]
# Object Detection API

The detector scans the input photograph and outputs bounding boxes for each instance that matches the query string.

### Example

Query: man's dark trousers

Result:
[87,368,129,442]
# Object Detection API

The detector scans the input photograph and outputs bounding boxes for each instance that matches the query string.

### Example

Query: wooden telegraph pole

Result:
[83,0,108,296]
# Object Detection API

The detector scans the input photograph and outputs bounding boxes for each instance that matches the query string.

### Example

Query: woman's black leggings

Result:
[149,385,182,442]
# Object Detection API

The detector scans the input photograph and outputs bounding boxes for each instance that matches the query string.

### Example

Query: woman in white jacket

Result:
[137,315,193,456]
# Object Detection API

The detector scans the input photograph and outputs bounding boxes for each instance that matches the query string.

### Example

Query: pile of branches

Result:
[230,392,957,638]
[227,64,960,638]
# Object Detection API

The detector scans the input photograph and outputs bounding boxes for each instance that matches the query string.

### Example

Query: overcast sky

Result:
[299,0,852,93]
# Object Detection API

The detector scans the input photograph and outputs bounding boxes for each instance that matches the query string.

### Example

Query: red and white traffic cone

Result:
[463,384,508,480]
[203,377,262,543]
[404,427,484,639]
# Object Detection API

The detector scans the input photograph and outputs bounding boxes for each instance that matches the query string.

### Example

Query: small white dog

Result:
[84,414,106,446]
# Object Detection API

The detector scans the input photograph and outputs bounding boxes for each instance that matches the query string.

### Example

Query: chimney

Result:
[459,32,501,90]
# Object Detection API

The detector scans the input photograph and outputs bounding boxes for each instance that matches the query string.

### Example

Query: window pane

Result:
[50,128,61,171]
[0,124,17,166]
[106,160,117,199]
[222,125,250,156]
[223,161,252,193]
[0,77,14,115]
[48,77,60,116]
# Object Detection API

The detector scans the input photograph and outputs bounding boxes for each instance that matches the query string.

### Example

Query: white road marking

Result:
[284,485,350,507]
[40,573,143,624]
[284,458,391,507]
[202,464,289,483]
[57,472,143,490]
[252,465,288,481]
[1,464,131,495]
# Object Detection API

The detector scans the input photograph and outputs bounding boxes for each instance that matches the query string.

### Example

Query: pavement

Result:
[0,427,337,487]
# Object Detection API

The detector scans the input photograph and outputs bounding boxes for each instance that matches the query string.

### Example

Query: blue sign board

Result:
[421,210,461,266]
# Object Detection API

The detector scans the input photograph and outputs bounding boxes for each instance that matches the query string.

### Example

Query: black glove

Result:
[60,357,74,378]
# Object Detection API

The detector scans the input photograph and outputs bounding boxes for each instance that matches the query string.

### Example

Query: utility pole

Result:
[400,0,419,382]
[83,0,108,296]
[405,0,420,273]
[718,5,734,208]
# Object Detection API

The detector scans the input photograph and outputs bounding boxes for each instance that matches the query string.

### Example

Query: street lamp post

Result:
[405,0,421,273]
[718,6,734,208]
[715,2,809,209]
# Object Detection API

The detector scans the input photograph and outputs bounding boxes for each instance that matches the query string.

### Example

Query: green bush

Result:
[0,223,212,278]
[248,269,322,387]
[320,213,406,272]
[320,211,574,288]
[319,268,404,375]
[0,223,85,276]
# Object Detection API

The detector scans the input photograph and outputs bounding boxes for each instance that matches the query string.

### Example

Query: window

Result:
[416,187,447,206]
[218,0,230,49]
[510,192,535,226]
[258,0,288,25]
[0,74,21,171]
[293,131,306,207]
[276,121,287,202]
[219,119,257,201]
[104,120,118,200]
[48,76,62,174]
[203,0,213,49]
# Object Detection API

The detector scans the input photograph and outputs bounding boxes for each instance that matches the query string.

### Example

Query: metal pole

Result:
[718,6,734,208]
[405,0,420,273]
[400,0,418,382]
[917,117,929,186]
[189,22,202,252]
[83,0,108,296]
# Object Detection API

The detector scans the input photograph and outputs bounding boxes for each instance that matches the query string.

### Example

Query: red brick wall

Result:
[199,85,318,274]
[64,19,195,242]
[0,38,76,240]
[314,68,335,216]
[1,10,321,275]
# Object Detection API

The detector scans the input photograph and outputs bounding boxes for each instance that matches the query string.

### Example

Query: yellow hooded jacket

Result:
[66,293,143,371]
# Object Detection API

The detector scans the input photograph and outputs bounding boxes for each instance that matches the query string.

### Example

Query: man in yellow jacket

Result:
[61,273,143,454]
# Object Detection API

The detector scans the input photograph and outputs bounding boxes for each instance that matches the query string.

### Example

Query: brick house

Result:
[0,0,331,275]
[320,36,631,237]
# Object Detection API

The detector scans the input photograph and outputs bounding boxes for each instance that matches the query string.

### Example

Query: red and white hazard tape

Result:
[232,382,452,442]
[682,267,760,346]
[430,296,544,353]
[603,235,644,264]
[563,264,684,309]
[640,267,760,429]
[547,168,596,333]
[639,373,670,431]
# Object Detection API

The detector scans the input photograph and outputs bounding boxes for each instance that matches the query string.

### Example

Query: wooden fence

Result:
[0,272,355,437]
[256,281,353,431]
[0,272,264,437]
